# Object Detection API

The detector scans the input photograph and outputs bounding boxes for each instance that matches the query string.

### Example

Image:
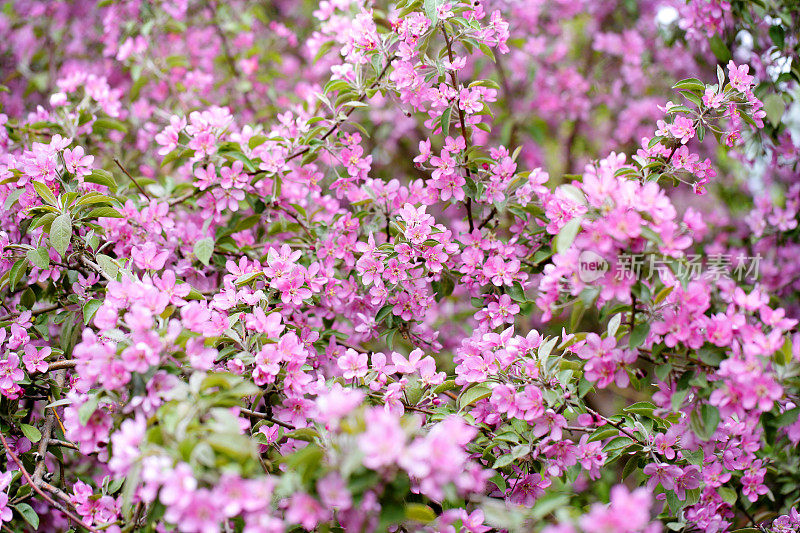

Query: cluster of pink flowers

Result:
[0,0,799,532]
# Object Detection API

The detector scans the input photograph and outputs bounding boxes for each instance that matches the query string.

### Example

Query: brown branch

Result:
[271,203,314,241]
[168,187,204,207]
[239,407,295,430]
[584,406,645,445]
[33,370,65,483]
[0,432,100,532]
[114,159,151,200]
[477,208,497,230]
[48,439,79,451]
[0,303,61,322]
[441,24,474,232]
[45,359,77,372]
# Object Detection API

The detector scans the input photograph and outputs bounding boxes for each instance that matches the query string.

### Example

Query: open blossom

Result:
[669,115,695,144]
[22,345,50,373]
[63,145,94,176]
[337,349,368,379]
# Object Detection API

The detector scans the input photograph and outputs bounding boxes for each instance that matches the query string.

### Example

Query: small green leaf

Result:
[629,323,650,348]
[492,453,516,469]
[75,192,117,206]
[93,117,128,133]
[194,237,214,266]
[769,25,785,48]
[14,503,39,529]
[83,299,103,325]
[763,93,785,127]
[555,217,582,253]
[32,181,57,206]
[375,304,394,324]
[672,78,705,91]
[95,254,120,279]
[26,247,50,270]
[50,212,72,257]
[440,106,452,137]
[423,0,443,22]
[8,259,27,292]
[506,281,527,302]
[20,424,42,443]
[78,395,100,425]
[405,503,436,523]
[709,35,731,62]
[459,384,492,410]
[85,169,117,191]
[86,206,124,218]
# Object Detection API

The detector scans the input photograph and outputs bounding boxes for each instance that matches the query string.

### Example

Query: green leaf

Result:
[86,206,124,218]
[95,254,120,279]
[623,401,656,418]
[85,169,117,191]
[672,78,705,91]
[26,247,50,270]
[433,274,454,302]
[629,322,650,348]
[405,503,436,523]
[459,384,492,410]
[75,192,117,206]
[555,216,582,253]
[607,313,622,337]
[621,453,640,479]
[763,93,785,127]
[50,212,72,257]
[423,0,444,22]
[14,503,39,529]
[4,188,24,210]
[683,448,704,466]
[773,406,800,427]
[433,379,458,394]
[769,25,785,48]
[492,453,516,469]
[20,423,42,443]
[718,486,737,506]
[440,106,452,137]
[78,395,100,425]
[194,237,214,266]
[690,404,720,440]
[83,299,103,325]
[93,117,128,133]
[375,304,394,324]
[8,259,27,292]
[32,181,57,206]
[506,281,527,302]
[709,35,731,62]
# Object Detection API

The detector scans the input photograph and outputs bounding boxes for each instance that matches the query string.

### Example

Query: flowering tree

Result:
[1,0,799,531]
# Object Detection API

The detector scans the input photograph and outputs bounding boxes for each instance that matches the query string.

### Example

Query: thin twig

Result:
[0,432,100,532]
[441,24,474,232]
[239,407,295,430]
[584,406,645,445]
[477,208,497,230]
[114,159,151,200]
[0,303,61,322]
[168,187,203,207]
[33,370,65,483]
[210,2,257,115]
